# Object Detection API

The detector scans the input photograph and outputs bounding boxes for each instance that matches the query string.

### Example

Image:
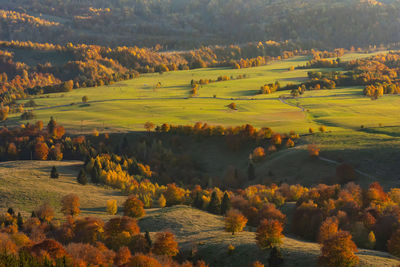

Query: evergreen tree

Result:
[193,192,203,209]
[77,168,88,185]
[50,166,59,179]
[47,116,56,134]
[221,192,231,215]
[145,230,152,247]
[17,212,23,229]
[207,191,221,214]
[7,207,14,216]
[248,162,256,180]
[269,247,284,266]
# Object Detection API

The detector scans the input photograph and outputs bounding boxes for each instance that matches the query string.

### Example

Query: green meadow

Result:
[11,50,399,137]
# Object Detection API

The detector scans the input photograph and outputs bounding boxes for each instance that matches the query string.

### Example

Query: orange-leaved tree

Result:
[319,231,359,267]
[225,209,248,235]
[256,219,284,249]
[152,232,179,257]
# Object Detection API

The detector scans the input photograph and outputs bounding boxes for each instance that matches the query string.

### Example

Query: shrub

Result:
[227,102,237,110]
[157,194,166,208]
[308,144,320,157]
[225,209,247,235]
[82,96,88,103]
[319,125,327,133]
[227,244,235,255]
[256,219,284,249]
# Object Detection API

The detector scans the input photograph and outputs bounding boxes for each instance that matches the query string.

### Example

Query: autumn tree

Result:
[319,231,359,267]
[61,194,80,217]
[35,203,55,222]
[35,142,49,160]
[123,196,145,218]
[115,246,131,266]
[129,253,162,267]
[387,228,400,257]
[144,122,155,132]
[106,199,118,215]
[152,232,179,257]
[256,219,284,249]
[164,183,185,206]
[318,217,338,244]
[73,217,104,244]
[30,239,67,261]
[225,209,248,235]
[104,216,140,250]
[252,147,266,162]
[157,194,166,208]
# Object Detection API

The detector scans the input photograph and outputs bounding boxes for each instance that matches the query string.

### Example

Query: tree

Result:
[30,239,66,261]
[152,232,179,257]
[61,194,80,217]
[207,191,221,214]
[50,166,59,179]
[73,217,104,244]
[225,209,247,235]
[227,102,237,110]
[268,247,284,266]
[129,254,162,267]
[164,183,184,206]
[144,122,155,132]
[248,261,264,267]
[318,217,339,244]
[256,219,284,249]
[221,192,231,215]
[145,231,152,247]
[106,199,118,215]
[35,142,49,160]
[248,162,256,181]
[0,107,8,121]
[82,95,88,103]
[47,117,57,134]
[61,80,74,92]
[388,229,400,257]
[77,168,88,185]
[35,203,54,222]
[252,147,266,162]
[319,231,359,267]
[115,246,131,266]
[104,216,140,250]
[157,194,166,208]
[123,196,145,218]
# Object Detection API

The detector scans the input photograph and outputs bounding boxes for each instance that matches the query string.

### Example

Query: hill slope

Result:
[0,160,127,219]
[139,205,400,267]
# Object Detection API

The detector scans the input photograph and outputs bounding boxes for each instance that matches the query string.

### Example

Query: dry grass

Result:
[0,160,127,219]
[139,205,400,267]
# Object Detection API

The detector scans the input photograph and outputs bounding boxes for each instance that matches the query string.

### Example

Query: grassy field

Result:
[8,51,394,136]
[139,205,400,267]
[0,160,127,219]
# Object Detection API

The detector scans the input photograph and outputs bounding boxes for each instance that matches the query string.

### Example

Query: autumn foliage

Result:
[256,219,284,249]
[319,231,359,267]
[225,209,248,235]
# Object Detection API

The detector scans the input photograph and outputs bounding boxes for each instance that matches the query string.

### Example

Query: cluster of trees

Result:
[0,195,210,267]
[295,52,400,98]
[291,181,400,258]
[190,75,246,96]
[259,81,280,95]
[0,117,96,161]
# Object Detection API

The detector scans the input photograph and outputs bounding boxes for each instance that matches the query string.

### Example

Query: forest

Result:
[0,0,400,49]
